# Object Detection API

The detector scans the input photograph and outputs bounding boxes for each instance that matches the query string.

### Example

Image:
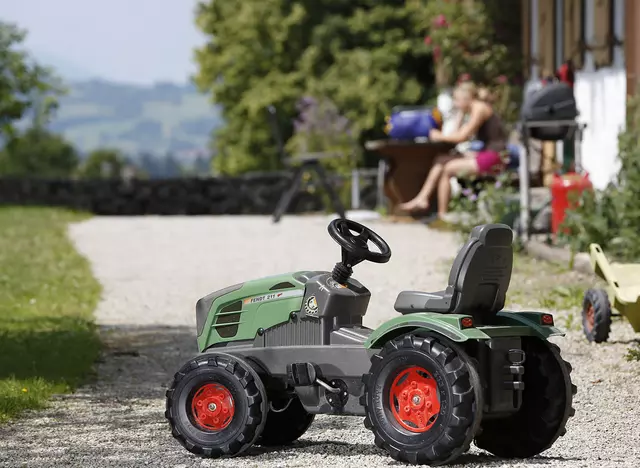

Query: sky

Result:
[0,0,206,85]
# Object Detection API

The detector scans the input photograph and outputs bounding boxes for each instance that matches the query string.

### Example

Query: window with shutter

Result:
[537,0,556,77]
[563,0,585,69]
[592,0,613,67]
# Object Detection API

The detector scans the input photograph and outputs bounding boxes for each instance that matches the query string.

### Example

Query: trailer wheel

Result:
[582,288,612,343]
[256,395,315,446]
[362,334,483,465]
[165,353,267,458]
[474,339,576,458]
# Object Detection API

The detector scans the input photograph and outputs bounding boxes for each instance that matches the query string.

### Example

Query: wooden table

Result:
[365,139,455,214]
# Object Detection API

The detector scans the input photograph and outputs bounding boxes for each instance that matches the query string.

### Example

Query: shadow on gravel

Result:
[609,338,640,345]
[245,439,383,458]
[426,454,586,466]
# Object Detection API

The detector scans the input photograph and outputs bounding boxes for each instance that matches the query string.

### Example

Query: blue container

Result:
[386,108,443,140]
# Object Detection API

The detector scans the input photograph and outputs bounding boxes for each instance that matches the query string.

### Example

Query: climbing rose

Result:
[424,35,432,46]
[458,73,471,83]
[433,14,448,28]
[496,75,508,84]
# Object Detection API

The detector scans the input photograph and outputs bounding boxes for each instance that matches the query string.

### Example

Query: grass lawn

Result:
[0,207,101,422]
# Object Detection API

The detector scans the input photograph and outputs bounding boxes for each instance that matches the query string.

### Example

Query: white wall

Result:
[574,69,626,189]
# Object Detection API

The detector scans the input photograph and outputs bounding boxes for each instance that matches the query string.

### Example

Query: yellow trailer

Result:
[582,244,640,342]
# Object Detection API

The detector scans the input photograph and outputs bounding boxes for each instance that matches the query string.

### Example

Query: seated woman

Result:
[397,82,507,219]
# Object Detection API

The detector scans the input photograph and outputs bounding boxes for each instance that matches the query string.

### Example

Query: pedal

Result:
[286,362,341,393]
[287,362,317,386]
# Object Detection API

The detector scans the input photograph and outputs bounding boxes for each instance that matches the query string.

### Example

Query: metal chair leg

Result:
[273,165,305,223]
[313,162,346,219]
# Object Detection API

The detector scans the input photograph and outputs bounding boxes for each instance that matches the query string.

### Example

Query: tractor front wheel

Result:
[362,334,483,465]
[582,288,612,343]
[474,338,576,458]
[165,353,268,458]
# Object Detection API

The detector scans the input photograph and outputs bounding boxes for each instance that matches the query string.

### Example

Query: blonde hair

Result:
[477,87,495,103]
[455,82,494,104]
[455,81,477,99]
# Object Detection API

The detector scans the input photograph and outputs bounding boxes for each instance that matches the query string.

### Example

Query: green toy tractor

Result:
[165,220,576,465]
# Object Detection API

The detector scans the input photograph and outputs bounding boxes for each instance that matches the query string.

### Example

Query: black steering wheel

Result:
[328,219,392,270]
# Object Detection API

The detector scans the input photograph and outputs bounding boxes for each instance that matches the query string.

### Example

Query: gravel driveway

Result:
[1,215,639,467]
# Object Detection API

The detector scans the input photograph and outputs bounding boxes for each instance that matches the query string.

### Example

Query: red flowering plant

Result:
[416,0,522,125]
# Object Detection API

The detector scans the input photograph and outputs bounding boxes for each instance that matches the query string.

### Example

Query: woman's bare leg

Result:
[397,153,460,211]
[437,157,480,216]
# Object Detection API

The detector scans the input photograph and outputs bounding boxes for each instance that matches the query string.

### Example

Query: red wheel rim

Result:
[585,304,595,331]
[190,383,235,431]
[389,366,440,433]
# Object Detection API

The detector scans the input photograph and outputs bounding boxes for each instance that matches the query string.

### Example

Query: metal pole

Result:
[519,128,531,243]
[351,169,360,210]
[376,159,386,211]
[574,124,584,173]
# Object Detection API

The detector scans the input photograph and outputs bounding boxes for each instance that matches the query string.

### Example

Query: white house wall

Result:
[574,68,626,190]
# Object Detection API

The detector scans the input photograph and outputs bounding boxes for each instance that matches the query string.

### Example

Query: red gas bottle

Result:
[550,172,593,234]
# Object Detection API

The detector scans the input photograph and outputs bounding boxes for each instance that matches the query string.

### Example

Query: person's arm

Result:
[441,109,465,136]
[451,110,465,130]
[431,103,488,144]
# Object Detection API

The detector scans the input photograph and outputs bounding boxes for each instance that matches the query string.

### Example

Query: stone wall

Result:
[0,172,378,215]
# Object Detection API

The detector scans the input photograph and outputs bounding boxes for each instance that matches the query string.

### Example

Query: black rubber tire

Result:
[362,334,483,466]
[474,338,577,458]
[582,288,612,343]
[165,353,268,458]
[256,395,315,446]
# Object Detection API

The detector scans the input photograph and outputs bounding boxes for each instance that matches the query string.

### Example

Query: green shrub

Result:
[449,172,518,231]
[76,148,126,179]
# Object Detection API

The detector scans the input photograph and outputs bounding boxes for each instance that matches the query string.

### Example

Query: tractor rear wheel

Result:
[362,334,483,465]
[582,288,612,343]
[165,353,268,458]
[474,338,576,458]
[256,395,315,446]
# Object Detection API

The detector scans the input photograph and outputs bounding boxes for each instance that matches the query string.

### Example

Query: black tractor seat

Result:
[394,224,513,321]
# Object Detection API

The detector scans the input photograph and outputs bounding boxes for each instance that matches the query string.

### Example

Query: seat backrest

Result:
[446,224,513,320]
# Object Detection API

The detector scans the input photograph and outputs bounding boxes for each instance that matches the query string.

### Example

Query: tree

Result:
[287,96,359,173]
[76,148,126,179]
[417,0,523,123]
[194,154,212,174]
[160,152,183,178]
[0,21,63,141]
[138,152,161,178]
[0,127,78,177]
[194,0,434,175]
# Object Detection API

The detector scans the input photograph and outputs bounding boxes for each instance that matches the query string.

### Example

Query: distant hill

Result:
[48,80,222,157]
[35,50,96,82]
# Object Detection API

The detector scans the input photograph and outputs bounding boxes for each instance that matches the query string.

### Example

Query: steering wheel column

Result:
[327,219,392,284]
